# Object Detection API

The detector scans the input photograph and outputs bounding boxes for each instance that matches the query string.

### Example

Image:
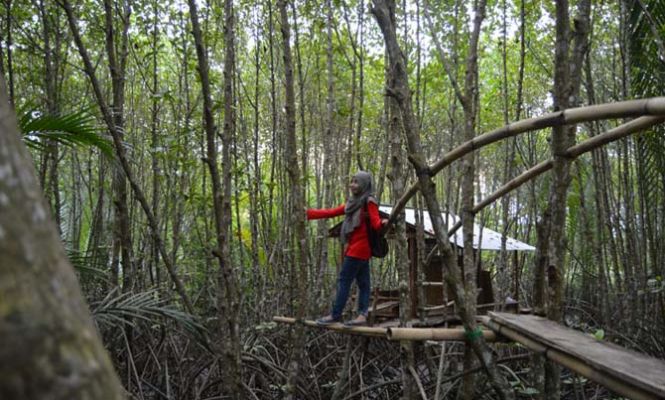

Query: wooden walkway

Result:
[274,312,665,399]
[483,312,665,400]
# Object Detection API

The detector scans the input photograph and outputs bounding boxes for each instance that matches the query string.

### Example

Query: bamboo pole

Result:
[272,316,387,338]
[434,115,665,239]
[389,98,665,225]
[387,327,497,342]
[468,115,665,225]
[481,317,661,400]
[566,115,665,157]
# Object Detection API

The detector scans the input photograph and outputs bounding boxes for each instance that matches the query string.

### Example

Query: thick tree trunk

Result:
[0,77,125,400]
[459,1,486,397]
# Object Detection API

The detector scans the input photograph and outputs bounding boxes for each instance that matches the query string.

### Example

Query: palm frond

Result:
[18,107,114,157]
[66,248,109,281]
[630,0,665,277]
[630,0,665,96]
[92,289,210,349]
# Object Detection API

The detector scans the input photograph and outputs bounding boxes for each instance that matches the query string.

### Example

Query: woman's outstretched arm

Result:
[307,204,345,220]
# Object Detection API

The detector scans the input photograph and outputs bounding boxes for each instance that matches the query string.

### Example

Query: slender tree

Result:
[278,0,309,397]
[540,1,591,397]
[186,0,243,396]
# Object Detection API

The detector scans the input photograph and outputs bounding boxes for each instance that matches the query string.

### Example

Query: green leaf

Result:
[517,387,539,395]
[594,329,605,341]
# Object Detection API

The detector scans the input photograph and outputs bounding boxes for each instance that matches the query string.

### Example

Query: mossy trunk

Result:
[0,78,125,399]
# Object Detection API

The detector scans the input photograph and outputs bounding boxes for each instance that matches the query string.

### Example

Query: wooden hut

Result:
[329,205,535,324]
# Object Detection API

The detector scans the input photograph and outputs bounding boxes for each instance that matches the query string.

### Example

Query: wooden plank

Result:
[489,312,665,398]
[369,301,399,313]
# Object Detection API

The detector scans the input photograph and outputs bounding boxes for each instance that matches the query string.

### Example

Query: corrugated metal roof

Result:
[379,205,535,252]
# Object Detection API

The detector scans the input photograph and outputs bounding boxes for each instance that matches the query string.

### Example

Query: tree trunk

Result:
[38,0,63,235]
[385,26,416,398]
[103,0,134,292]
[278,1,309,397]
[148,0,161,293]
[370,1,514,399]
[186,0,243,396]
[0,76,125,400]
[543,1,591,398]
[459,1,486,397]
[3,0,14,106]
[221,0,243,394]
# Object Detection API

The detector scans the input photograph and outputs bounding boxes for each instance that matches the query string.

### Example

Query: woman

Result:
[307,171,388,326]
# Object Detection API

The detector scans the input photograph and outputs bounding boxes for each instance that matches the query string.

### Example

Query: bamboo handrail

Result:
[457,115,665,233]
[421,115,665,244]
[388,98,665,225]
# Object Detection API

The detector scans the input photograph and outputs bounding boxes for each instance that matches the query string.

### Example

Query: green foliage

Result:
[18,107,114,157]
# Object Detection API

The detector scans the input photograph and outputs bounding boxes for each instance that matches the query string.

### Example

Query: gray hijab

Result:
[341,171,377,244]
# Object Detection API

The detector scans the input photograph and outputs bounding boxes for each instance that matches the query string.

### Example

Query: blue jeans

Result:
[331,256,370,320]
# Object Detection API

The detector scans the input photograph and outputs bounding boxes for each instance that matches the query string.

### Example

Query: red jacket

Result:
[307,201,383,260]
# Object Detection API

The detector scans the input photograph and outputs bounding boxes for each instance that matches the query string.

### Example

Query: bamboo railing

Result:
[388,97,665,225]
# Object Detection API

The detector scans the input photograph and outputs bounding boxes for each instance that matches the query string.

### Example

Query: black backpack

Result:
[364,202,389,258]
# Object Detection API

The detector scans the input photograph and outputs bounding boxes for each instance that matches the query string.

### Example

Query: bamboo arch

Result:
[387,97,665,226]
[444,115,665,237]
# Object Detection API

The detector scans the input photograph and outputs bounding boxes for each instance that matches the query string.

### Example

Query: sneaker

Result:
[316,315,340,325]
[343,316,368,327]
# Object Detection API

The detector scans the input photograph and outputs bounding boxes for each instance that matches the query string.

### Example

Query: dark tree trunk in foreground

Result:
[382,3,416,396]
[0,78,125,399]
[371,0,515,398]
